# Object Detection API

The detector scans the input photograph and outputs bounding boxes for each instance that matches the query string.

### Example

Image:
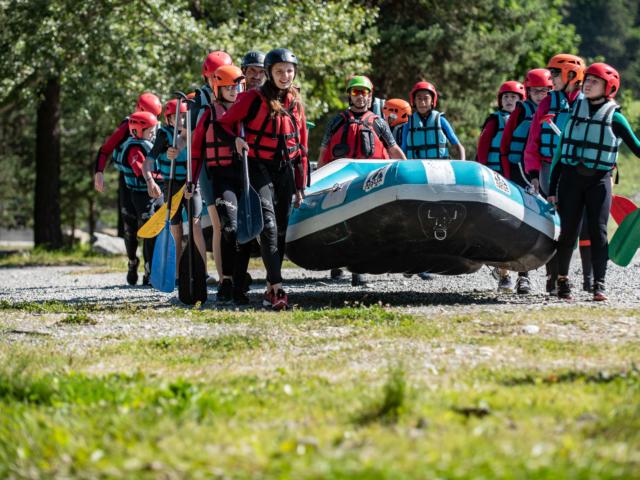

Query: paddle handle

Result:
[239,123,250,193]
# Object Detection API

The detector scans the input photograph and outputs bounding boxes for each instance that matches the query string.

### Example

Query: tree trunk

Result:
[34,77,63,249]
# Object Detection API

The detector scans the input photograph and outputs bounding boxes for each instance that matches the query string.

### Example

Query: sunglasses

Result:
[350,89,370,97]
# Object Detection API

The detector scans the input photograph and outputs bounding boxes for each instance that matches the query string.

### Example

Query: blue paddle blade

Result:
[150,223,176,292]
[237,186,264,244]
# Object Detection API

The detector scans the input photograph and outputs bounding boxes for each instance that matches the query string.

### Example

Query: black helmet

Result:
[264,48,298,80]
[241,50,266,70]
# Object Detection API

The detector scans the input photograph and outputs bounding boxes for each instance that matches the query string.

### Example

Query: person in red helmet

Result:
[204,48,309,311]
[524,53,586,295]
[499,69,552,294]
[548,63,640,301]
[93,92,162,285]
[476,80,525,292]
[115,111,163,285]
[401,81,465,160]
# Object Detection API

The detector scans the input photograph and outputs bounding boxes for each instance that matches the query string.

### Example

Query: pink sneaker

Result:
[262,290,274,308]
[271,289,289,311]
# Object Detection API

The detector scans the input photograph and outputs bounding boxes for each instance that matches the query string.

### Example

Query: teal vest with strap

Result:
[192,85,212,129]
[539,91,583,159]
[486,111,508,171]
[155,125,187,181]
[507,99,536,165]
[117,138,154,191]
[405,110,449,159]
[560,98,621,171]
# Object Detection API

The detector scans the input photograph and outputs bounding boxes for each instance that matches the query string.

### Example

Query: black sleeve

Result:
[373,117,397,148]
[612,116,640,157]
[150,130,169,159]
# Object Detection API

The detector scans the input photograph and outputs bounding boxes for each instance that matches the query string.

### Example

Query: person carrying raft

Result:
[548,63,640,301]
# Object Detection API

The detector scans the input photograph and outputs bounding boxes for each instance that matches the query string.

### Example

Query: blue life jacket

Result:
[507,99,537,165]
[486,110,509,172]
[153,125,187,181]
[560,98,621,171]
[117,138,154,191]
[539,91,583,159]
[391,124,404,147]
[405,110,449,159]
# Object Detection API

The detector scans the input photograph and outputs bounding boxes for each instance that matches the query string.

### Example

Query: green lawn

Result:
[1,303,638,478]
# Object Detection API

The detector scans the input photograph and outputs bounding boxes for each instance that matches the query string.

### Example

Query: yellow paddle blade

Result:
[137,185,185,238]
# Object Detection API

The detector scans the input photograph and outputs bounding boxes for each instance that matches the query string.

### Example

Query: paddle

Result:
[609,208,640,266]
[540,113,562,136]
[177,94,207,305]
[150,94,183,293]
[610,194,637,225]
[138,185,185,238]
[236,124,263,244]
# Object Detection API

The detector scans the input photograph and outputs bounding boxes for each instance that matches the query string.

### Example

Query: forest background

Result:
[0,0,638,249]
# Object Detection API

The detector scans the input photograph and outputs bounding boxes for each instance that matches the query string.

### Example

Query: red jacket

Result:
[95,119,130,173]
[476,115,510,176]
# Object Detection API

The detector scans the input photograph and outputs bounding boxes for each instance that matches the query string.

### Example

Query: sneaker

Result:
[593,282,607,301]
[557,278,572,300]
[490,267,501,281]
[233,289,250,306]
[330,268,344,279]
[272,289,289,311]
[262,290,274,308]
[515,276,531,295]
[546,275,558,295]
[127,258,139,286]
[142,262,151,286]
[243,272,253,293]
[498,275,513,292]
[583,277,594,293]
[417,272,434,281]
[217,278,233,302]
[351,273,367,287]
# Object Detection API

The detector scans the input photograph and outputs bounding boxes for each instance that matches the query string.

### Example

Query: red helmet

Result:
[498,80,526,107]
[202,51,233,78]
[135,93,162,117]
[585,63,620,99]
[409,81,438,108]
[525,69,553,89]
[128,111,158,138]
[547,53,585,87]
[163,99,187,123]
[382,99,412,127]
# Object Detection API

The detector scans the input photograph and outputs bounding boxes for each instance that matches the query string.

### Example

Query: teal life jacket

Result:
[539,91,583,159]
[507,99,537,165]
[111,116,130,172]
[117,137,154,191]
[191,85,213,130]
[486,110,509,172]
[560,98,621,171]
[370,97,385,117]
[405,110,449,159]
[154,125,187,181]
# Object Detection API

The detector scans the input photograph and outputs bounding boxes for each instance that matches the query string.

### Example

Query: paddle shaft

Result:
[163,97,182,223]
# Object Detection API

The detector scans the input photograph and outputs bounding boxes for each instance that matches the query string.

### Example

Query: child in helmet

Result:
[548,63,640,301]
[499,69,553,294]
[524,53,586,294]
[402,81,465,160]
[208,48,309,311]
[144,99,208,285]
[383,98,411,145]
[94,92,162,285]
[189,65,253,305]
[115,111,163,285]
[241,50,266,90]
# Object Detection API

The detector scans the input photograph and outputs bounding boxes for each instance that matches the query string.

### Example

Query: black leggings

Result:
[210,167,252,288]
[250,161,295,285]
[122,189,162,271]
[557,166,611,283]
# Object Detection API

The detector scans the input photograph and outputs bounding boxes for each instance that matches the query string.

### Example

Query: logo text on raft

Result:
[363,165,391,192]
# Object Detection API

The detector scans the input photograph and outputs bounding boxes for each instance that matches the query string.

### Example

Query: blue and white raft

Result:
[285,159,560,275]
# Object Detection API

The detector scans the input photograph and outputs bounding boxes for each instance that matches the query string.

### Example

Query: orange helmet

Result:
[547,54,585,87]
[409,81,438,107]
[498,80,526,107]
[135,93,162,117]
[202,50,233,78]
[163,99,187,123]
[585,63,620,99]
[383,99,412,127]
[213,65,246,99]
[128,111,158,138]
[524,69,553,89]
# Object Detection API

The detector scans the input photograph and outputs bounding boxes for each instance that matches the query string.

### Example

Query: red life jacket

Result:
[322,110,388,164]
[205,102,234,168]
[244,91,302,163]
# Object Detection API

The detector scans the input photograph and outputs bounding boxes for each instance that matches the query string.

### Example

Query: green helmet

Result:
[346,75,373,93]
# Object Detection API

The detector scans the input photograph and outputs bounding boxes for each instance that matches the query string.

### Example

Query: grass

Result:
[0,303,639,478]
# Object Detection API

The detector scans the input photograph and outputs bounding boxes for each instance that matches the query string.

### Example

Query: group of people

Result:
[94,48,639,308]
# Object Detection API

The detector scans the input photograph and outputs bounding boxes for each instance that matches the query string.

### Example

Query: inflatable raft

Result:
[285,159,560,274]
